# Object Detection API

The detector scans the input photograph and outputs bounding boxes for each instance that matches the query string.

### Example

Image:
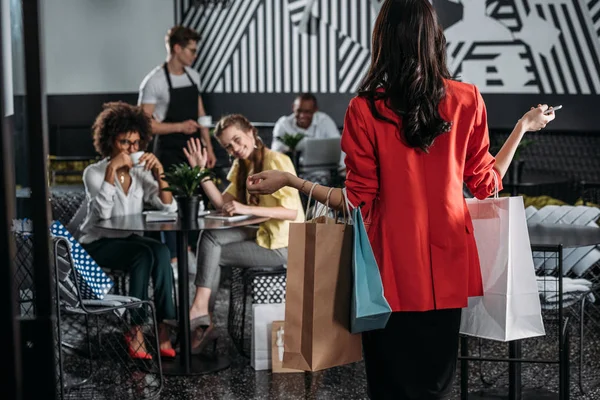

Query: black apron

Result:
[153,63,201,170]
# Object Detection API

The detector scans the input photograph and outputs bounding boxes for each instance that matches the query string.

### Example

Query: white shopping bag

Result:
[460,194,545,342]
[251,303,285,370]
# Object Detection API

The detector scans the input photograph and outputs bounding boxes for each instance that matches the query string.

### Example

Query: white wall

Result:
[41,0,173,94]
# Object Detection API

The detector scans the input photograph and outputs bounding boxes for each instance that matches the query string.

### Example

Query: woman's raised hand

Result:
[519,104,556,132]
[183,138,208,169]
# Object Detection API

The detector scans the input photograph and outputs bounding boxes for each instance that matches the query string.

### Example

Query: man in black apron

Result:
[154,62,206,169]
[139,26,215,170]
[139,26,216,269]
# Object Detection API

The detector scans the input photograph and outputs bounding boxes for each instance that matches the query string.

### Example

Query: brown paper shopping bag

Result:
[282,214,362,371]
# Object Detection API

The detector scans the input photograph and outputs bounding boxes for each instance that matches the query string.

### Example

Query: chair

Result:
[227,265,286,357]
[53,236,164,399]
[50,190,87,228]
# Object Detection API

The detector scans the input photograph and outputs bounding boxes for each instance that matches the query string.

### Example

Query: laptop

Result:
[297,137,342,167]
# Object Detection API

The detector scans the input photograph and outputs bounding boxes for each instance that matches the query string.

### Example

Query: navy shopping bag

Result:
[350,206,392,334]
[50,221,113,300]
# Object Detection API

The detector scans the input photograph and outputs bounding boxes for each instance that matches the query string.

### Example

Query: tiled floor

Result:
[60,278,600,400]
[157,283,600,400]
[159,285,370,400]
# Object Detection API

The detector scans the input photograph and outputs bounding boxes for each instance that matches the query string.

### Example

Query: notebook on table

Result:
[203,213,253,222]
[144,210,211,222]
[145,211,177,222]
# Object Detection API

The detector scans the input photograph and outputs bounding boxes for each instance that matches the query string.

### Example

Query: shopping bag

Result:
[50,221,113,300]
[282,187,362,371]
[252,274,286,304]
[460,195,545,342]
[251,303,286,370]
[345,189,391,333]
[271,321,302,373]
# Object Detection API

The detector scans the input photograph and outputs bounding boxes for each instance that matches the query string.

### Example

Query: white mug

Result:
[130,151,145,167]
[198,115,213,127]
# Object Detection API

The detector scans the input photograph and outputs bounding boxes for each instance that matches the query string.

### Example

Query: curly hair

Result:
[92,102,152,157]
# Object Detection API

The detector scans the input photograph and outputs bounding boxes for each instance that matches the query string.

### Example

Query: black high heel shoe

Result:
[164,314,211,332]
[191,324,218,355]
[190,315,211,331]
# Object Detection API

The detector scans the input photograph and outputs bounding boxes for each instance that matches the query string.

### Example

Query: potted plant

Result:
[162,163,212,221]
[277,133,306,167]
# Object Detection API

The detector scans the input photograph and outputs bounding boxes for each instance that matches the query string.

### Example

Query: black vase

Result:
[175,196,200,221]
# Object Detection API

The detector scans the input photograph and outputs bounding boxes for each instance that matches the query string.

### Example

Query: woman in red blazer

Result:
[248,1,555,398]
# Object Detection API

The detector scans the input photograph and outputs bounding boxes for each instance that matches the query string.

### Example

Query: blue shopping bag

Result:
[50,221,113,300]
[350,206,392,333]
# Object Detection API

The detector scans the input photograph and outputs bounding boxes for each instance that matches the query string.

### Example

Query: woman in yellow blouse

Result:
[183,114,303,352]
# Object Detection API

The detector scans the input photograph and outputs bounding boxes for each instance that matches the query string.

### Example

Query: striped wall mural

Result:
[176,0,600,95]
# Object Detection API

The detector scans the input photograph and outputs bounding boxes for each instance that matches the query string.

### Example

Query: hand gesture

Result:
[183,138,208,169]
[222,200,250,216]
[519,104,556,132]
[108,151,133,170]
[138,152,164,179]
[179,120,200,135]
[246,170,290,195]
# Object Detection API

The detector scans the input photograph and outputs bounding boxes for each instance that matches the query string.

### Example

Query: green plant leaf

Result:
[161,163,212,197]
[276,133,306,151]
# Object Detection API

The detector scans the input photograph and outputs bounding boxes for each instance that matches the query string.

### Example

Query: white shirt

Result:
[78,158,177,244]
[137,65,201,121]
[271,111,345,168]
[271,111,340,152]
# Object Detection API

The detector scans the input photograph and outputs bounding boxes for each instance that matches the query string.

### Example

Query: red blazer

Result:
[342,80,501,312]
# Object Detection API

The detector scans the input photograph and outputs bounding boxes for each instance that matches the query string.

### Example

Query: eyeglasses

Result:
[185,47,198,55]
[118,139,140,148]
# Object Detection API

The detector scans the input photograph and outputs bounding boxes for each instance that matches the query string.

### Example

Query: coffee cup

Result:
[198,115,213,127]
[130,151,145,167]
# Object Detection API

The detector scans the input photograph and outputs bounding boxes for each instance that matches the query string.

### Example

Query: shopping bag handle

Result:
[342,188,355,225]
[306,184,348,224]
[306,182,318,219]
[314,187,336,222]
[492,169,499,199]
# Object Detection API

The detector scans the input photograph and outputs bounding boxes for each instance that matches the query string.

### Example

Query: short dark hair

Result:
[295,93,318,108]
[166,26,201,53]
[92,102,152,157]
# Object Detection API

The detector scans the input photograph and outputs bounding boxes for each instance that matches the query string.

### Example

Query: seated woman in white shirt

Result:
[77,102,176,359]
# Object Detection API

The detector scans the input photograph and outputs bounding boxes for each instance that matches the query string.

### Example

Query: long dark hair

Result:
[213,114,265,206]
[358,0,452,152]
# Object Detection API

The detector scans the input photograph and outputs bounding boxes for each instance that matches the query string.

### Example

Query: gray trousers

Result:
[195,227,287,311]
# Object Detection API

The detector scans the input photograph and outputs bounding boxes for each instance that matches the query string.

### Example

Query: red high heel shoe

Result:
[159,348,176,358]
[124,332,153,360]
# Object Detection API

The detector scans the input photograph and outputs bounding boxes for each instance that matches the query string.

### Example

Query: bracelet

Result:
[299,180,310,194]
[201,177,212,183]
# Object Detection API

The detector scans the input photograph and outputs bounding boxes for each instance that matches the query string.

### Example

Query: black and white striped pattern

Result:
[177,0,600,95]
[590,0,600,37]
[338,33,370,93]
[178,0,378,93]
[447,0,600,95]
